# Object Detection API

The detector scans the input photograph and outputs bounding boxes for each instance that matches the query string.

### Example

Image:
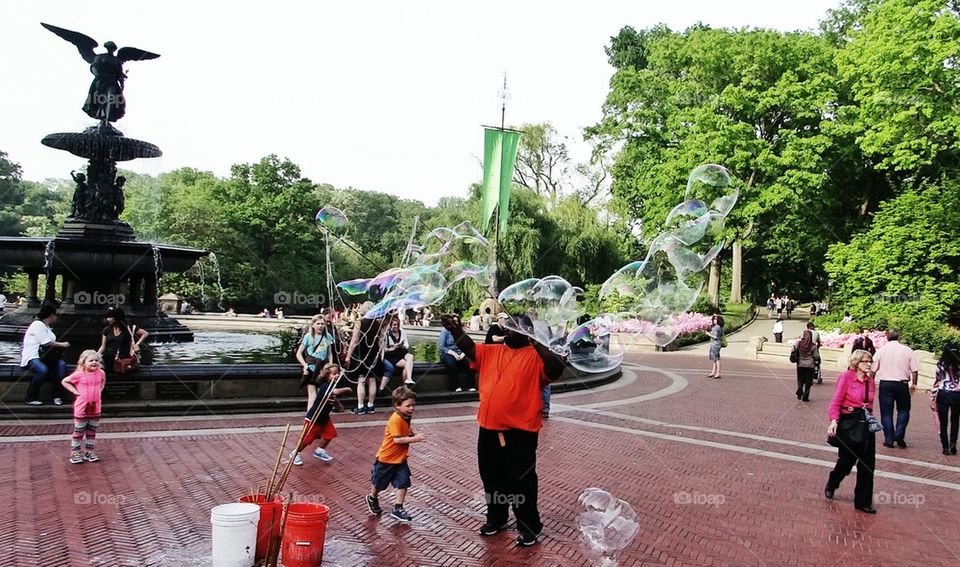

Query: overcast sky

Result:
[1,0,840,205]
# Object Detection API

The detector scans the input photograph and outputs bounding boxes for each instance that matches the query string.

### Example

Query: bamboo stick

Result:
[265,424,291,501]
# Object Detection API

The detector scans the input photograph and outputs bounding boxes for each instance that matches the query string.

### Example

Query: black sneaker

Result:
[365,405,376,414]
[478,522,508,536]
[352,407,366,415]
[516,530,541,546]
[365,494,382,516]
[390,505,412,522]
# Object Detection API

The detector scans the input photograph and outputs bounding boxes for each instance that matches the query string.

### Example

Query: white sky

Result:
[1,0,840,205]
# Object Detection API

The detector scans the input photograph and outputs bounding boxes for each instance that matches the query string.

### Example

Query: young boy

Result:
[365,386,426,522]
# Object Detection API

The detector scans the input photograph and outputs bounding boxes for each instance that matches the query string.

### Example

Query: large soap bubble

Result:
[597,164,738,351]
[335,220,493,322]
[566,318,624,373]
[315,206,348,233]
[578,487,639,566]
[497,276,584,355]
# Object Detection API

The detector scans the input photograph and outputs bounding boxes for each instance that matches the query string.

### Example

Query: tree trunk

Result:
[708,258,722,308]
[730,240,743,304]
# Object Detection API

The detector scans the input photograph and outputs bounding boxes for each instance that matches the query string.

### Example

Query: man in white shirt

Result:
[872,329,919,448]
[21,303,71,405]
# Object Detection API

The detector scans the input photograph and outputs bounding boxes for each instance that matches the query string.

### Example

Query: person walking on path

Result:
[364,386,426,523]
[22,303,70,405]
[60,350,106,464]
[931,344,960,455]
[767,295,775,319]
[290,363,351,466]
[440,313,565,547]
[825,349,878,514]
[706,314,724,379]
[791,329,820,402]
[852,328,875,355]
[872,329,919,449]
[772,318,784,343]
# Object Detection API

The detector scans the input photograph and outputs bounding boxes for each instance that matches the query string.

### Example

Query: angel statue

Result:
[42,23,159,124]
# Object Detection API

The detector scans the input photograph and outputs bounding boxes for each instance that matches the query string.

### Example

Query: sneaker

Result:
[69,451,83,464]
[352,407,366,415]
[291,452,303,466]
[391,505,412,522]
[404,379,416,385]
[454,388,463,392]
[84,451,99,462]
[313,448,333,462]
[516,530,542,546]
[25,400,42,406]
[541,410,550,419]
[365,405,376,414]
[365,494,382,516]
[53,398,64,406]
[468,388,476,392]
[478,522,508,536]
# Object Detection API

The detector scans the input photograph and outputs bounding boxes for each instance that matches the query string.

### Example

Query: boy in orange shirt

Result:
[365,386,426,522]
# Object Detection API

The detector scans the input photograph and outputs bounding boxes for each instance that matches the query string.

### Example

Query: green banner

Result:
[481,128,521,234]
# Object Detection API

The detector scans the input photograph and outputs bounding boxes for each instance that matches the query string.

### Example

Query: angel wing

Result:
[41,22,97,64]
[117,47,160,63]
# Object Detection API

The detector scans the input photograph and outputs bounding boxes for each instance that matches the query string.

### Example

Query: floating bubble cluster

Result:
[599,164,738,348]
[566,319,624,373]
[578,487,639,566]
[497,276,585,356]
[335,221,493,319]
[314,206,348,233]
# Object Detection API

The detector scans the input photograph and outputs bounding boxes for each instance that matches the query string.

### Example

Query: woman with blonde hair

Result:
[825,349,878,513]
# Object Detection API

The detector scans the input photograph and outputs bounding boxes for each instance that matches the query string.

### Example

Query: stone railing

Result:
[745,336,938,389]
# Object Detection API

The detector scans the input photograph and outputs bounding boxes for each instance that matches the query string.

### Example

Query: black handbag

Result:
[828,381,872,448]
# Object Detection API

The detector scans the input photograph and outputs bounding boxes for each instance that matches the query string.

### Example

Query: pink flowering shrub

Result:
[816,330,889,350]
[611,312,713,335]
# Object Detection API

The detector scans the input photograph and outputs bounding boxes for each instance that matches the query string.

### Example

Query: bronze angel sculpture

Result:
[42,23,159,123]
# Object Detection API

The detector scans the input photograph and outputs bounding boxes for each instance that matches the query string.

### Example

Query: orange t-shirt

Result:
[375,411,412,464]
[471,343,548,432]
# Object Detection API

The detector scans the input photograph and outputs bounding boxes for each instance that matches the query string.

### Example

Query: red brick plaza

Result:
[2,352,958,566]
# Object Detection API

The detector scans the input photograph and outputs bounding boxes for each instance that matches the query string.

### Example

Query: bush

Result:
[816,303,960,353]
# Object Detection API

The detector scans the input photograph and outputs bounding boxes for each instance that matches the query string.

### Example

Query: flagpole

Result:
[491,72,509,296]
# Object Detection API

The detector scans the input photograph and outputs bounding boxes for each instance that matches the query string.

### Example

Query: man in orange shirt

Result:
[441,313,565,547]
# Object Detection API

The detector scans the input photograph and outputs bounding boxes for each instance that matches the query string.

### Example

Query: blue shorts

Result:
[371,459,411,490]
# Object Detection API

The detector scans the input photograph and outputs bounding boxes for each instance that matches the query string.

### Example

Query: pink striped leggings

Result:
[71,418,99,451]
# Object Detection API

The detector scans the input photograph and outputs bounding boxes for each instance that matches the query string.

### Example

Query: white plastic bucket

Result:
[211,502,260,567]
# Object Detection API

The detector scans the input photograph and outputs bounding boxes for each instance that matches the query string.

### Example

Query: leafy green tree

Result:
[0,150,26,236]
[836,0,960,175]
[589,25,883,303]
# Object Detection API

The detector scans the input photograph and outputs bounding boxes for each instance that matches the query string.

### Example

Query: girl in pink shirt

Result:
[61,350,106,464]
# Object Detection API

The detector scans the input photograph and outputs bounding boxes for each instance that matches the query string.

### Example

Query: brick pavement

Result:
[2,352,959,566]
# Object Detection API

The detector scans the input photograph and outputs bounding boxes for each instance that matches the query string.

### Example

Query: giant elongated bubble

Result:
[597,164,738,351]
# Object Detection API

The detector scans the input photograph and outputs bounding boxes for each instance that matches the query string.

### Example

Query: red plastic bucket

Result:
[281,503,329,567]
[237,494,284,563]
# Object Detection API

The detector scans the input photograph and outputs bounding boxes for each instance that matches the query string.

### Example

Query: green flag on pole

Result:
[481,128,521,234]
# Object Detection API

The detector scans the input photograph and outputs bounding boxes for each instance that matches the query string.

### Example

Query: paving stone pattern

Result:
[2,352,958,566]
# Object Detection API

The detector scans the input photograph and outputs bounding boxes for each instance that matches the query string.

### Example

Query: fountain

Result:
[0,23,206,351]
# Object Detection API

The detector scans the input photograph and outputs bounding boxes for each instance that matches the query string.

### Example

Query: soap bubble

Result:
[315,206,348,233]
[444,260,493,288]
[596,164,738,351]
[578,487,639,566]
[566,319,623,373]
[684,164,737,216]
[498,277,584,355]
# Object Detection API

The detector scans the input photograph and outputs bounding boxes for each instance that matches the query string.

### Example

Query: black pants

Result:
[937,390,960,451]
[827,417,875,508]
[477,428,542,535]
[441,354,473,390]
[795,366,815,401]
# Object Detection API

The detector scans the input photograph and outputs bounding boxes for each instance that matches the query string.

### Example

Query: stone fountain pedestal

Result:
[0,124,205,352]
